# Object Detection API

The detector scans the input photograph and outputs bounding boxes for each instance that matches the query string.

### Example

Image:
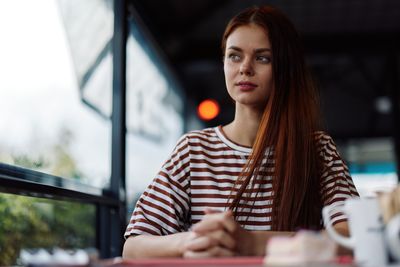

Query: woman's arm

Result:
[122,232,191,258]
[249,222,351,256]
[245,231,294,256]
[123,230,237,258]
[331,221,349,236]
[189,210,295,257]
[330,221,352,255]
[190,210,350,257]
[123,214,350,258]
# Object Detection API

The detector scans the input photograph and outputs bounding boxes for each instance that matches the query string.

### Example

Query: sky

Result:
[0,0,111,187]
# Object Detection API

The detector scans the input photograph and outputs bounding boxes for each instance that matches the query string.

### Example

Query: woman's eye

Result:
[257,55,271,63]
[228,54,241,62]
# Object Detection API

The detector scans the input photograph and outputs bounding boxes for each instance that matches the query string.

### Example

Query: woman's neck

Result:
[223,105,264,147]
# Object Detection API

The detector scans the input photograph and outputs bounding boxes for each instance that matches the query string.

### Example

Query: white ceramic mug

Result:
[323,198,388,266]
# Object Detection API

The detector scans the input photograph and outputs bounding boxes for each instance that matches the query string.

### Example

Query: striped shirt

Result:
[124,126,359,237]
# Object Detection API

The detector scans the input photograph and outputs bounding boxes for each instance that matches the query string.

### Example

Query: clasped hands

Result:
[181,208,254,258]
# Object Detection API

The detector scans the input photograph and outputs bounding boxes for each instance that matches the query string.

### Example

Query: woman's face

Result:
[223,24,273,110]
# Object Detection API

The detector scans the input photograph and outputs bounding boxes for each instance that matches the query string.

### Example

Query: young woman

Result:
[122,5,358,258]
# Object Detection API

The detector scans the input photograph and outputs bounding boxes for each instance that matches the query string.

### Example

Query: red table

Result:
[104,256,355,267]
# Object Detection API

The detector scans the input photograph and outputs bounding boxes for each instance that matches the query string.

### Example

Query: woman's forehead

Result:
[226,24,271,50]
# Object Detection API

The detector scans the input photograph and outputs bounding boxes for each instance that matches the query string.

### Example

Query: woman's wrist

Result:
[234,229,259,256]
[252,231,268,256]
[176,232,193,257]
[238,231,274,256]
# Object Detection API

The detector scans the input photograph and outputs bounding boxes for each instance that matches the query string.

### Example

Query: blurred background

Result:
[0,0,399,264]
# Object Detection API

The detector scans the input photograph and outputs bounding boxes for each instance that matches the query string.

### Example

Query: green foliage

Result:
[0,194,47,264]
[0,127,95,265]
[13,154,48,169]
[0,194,95,265]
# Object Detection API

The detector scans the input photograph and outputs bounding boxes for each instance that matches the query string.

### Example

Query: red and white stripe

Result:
[125,127,358,237]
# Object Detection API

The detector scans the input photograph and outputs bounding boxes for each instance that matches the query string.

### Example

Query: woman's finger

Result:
[184,235,217,251]
[208,229,236,250]
[220,210,236,233]
[183,245,235,258]
[193,211,236,234]
[185,229,236,251]
[192,217,224,233]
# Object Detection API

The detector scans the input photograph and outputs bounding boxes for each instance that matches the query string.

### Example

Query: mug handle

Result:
[322,202,354,249]
[385,213,400,261]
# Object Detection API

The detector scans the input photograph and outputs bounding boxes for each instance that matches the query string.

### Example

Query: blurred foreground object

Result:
[264,231,337,265]
[18,248,97,266]
[323,198,388,266]
[379,185,400,224]
[379,185,400,262]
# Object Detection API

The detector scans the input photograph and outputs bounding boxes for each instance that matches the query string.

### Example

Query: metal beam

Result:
[99,0,127,258]
[0,163,118,206]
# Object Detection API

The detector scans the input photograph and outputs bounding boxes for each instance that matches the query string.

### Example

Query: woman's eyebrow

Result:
[227,46,243,52]
[227,46,271,53]
[254,48,271,53]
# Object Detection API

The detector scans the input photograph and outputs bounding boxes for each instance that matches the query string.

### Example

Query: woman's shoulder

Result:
[313,131,341,159]
[179,127,219,141]
[313,131,335,146]
[172,127,219,148]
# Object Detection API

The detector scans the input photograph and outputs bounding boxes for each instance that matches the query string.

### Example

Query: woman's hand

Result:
[182,209,255,257]
[182,231,235,258]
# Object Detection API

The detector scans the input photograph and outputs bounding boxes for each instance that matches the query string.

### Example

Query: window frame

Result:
[0,0,127,258]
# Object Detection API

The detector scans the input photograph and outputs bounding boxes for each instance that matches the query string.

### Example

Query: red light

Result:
[198,99,220,121]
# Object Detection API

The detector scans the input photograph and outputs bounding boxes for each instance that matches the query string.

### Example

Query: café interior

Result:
[0,0,399,265]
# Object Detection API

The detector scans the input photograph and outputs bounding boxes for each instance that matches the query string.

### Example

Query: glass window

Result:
[0,193,95,265]
[125,18,186,212]
[0,0,113,188]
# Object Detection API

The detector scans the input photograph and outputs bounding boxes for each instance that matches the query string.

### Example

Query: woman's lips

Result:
[236,81,257,91]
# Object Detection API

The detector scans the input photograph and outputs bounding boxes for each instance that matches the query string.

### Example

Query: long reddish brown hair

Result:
[223,6,323,231]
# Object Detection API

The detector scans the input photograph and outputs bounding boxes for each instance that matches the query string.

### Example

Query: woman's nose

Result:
[239,60,254,76]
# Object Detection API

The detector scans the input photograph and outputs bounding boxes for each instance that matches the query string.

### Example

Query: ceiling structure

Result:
[127,0,400,140]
